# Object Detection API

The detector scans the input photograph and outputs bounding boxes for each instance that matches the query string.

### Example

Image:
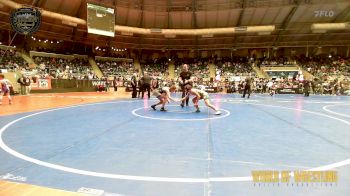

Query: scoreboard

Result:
[87,3,115,37]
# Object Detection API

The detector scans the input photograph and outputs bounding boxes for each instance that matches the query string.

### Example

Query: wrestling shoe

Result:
[195,109,201,113]
[180,103,184,108]
[215,111,221,115]
[151,105,156,110]
[160,107,167,111]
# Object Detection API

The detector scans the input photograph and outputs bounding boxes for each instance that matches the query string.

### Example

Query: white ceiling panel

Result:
[127,9,142,27]
[274,6,293,24]
[226,9,241,26]
[205,11,219,27]
[260,7,280,25]
[116,7,129,25]
[170,12,192,28]
[196,11,207,28]
[143,11,156,28]
[240,8,255,26]
[154,12,168,28]
[216,10,230,27]
[250,8,268,25]
[181,12,193,28]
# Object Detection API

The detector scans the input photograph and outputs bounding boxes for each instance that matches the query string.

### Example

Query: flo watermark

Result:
[251,170,337,187]
[314,10,335,18]
[0,173,27,182]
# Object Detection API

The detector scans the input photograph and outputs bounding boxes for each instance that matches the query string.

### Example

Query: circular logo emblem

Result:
[10,8,41,35]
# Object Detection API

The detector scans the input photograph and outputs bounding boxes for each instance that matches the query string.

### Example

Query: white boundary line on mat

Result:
[323,104,350,118]
[131,105,231,121]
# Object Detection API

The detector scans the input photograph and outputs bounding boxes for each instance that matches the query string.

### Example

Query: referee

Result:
[242,77,252,99]
[179,64,193,107]
[141,72,152,99]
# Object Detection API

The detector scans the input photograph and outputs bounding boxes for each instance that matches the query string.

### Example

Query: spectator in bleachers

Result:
[0,48,27,72]
[33,56,92,80]
[141,57,169,80]
[96,59,135,85]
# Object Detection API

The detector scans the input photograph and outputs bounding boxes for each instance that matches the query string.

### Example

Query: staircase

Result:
[295,65,314,80]
[209,63,216,79]
[133,59,142,75]
[252,66,268,78]
[88,58,103,78]
[20,50,36,67]
[168,62,175,79]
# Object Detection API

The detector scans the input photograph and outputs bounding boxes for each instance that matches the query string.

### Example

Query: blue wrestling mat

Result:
[1,94,350,195]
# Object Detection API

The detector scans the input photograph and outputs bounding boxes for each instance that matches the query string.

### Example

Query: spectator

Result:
[113,76,118,91]
[25,76,31,95]
[130,73,137,98]
[17,75,27,95]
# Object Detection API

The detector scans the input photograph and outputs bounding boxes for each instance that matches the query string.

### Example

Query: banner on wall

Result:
[31,78,52,90]
[230,76,242,82]
[91,80,124,87]
[91,80,106,87]
[276,87,302,94]
[205,87,218,93]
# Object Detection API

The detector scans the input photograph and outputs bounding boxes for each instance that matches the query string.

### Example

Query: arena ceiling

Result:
[0,0,350,50]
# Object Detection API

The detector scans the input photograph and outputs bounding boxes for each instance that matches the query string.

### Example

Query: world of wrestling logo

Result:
[10,7,41,35]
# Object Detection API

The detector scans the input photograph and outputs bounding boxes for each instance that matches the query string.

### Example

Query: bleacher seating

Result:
[96,58,135,81]
[33,55,94,79]
[141,57,169,79]
[0,47,27,71]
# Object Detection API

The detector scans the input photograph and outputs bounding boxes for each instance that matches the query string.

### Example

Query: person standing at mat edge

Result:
[179,64,193,107]
[113,76,118,92]
[304,80,311,97]
[141,71,152,99]
[0,74,13,105]
[242,77,252,99]
[130,73,138,98]
[17,75,27,95]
